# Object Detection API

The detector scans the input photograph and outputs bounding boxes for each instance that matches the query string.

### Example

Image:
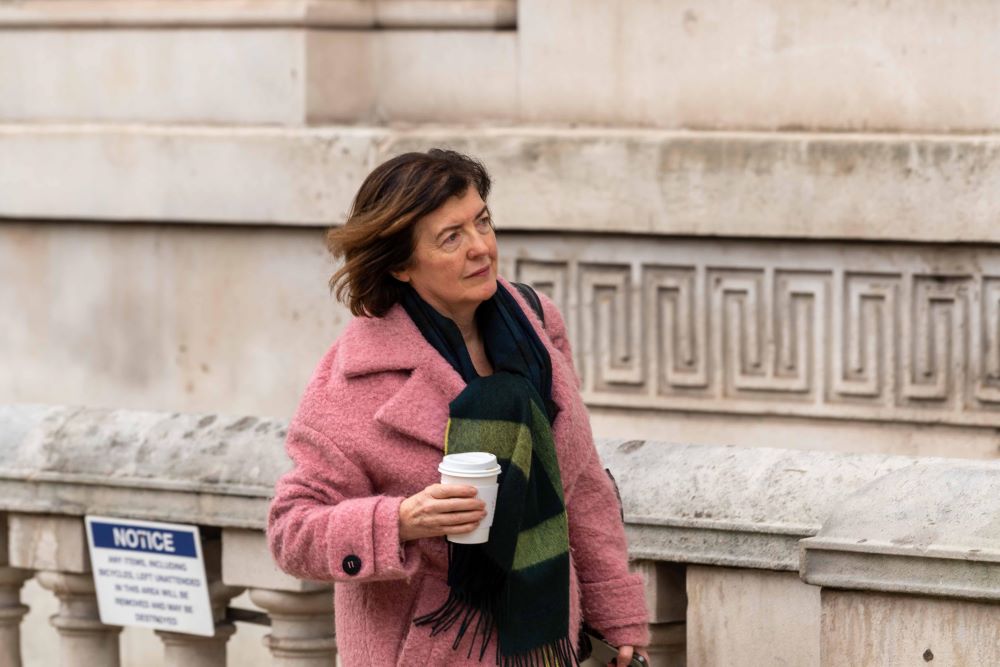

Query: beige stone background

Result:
[3,1,1000,665]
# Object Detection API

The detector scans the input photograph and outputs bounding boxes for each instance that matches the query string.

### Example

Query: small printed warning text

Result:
[86,517,215,636]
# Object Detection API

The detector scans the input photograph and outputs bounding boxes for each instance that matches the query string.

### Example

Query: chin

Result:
[473,279,498,304]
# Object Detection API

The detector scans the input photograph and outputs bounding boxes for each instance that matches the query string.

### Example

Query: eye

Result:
[441,231,462,250]
[475,217,493,232]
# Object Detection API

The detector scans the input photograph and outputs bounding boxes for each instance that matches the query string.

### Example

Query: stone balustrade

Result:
[0,404,335,667]
[0,404,997,666]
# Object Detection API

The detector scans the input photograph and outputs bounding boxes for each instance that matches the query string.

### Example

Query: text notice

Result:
[85,516,214,636]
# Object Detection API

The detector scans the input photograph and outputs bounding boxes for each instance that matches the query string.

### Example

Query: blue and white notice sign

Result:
[85,516,214,636]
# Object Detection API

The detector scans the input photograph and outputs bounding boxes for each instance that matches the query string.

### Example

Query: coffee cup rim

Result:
[439,452,502,477]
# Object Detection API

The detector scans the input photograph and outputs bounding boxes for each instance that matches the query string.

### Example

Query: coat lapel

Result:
[339,304,466,450]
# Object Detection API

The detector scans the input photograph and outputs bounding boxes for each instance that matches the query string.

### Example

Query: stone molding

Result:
[3,124,1000,243]
[0,403,957,572]
[0,0,516,29]
[2,403,998,596]
[0,405,287,529]
[594,439,920,571]
[800,462,1000,601]
[505,237,1000,429]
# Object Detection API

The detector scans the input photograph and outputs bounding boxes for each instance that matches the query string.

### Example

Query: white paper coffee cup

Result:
[438,452,501,544]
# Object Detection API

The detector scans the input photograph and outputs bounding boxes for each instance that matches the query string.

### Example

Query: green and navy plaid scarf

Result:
[402,282,577,666]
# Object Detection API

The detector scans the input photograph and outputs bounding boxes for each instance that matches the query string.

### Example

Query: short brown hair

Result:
[326,149,492,317]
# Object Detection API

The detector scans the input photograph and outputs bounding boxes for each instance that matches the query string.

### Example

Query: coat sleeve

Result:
[267,414,421,583]
[539,294,651,648]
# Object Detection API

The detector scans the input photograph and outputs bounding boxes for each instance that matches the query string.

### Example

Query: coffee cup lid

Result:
[439,452,501,477]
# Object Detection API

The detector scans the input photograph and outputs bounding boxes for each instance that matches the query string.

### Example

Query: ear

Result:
[390,268,410,283]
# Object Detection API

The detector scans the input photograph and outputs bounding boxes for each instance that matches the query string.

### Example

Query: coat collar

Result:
[336,278,535,451]
[338,303,466,450]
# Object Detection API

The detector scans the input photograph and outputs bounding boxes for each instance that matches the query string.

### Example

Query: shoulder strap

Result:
[513,282,545,327]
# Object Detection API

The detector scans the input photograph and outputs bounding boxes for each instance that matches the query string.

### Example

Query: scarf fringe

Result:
[415,590,579,666]
[497,635,579,667]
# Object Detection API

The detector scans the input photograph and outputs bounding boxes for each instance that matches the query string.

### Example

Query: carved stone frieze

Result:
[500,236,1000,426]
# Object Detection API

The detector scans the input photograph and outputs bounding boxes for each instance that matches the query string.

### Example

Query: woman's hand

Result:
[398,483,487,542]
[611,645,649,666]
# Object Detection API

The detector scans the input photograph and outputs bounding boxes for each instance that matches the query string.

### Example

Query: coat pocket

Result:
[395,574,452,667]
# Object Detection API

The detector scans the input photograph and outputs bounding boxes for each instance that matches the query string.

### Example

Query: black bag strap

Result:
[513,281,545,327]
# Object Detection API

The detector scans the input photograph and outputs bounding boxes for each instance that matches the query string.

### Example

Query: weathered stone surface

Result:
[1,404,996,614]
[1,404,998,665]
[800,461,1000,600]
[589,409,1000,463]
[0,405,289,529]
[8,514,90,573]
[0,30,306,125]
[501,236,1000,432]
[0,0,515,29]
[4,126,1000,243]
[518,0,1000,132]
[2,0,998,131]
[373,31,518,123]
[305,31,377,124]
[687,566,820,667]
[595,439,918,569]
[6,223,1000,457]
[0,223,344,421]
[0,126,373,224]
[820,590,1000,667]
[0,404,942,568]
[222,529,328,592]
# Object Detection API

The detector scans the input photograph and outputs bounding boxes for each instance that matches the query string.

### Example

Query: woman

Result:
[268,150,650,666]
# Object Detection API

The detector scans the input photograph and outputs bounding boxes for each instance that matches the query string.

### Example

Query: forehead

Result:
[419,189,487,232]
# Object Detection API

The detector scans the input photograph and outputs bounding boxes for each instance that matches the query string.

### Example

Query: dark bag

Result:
[513,281,545,326]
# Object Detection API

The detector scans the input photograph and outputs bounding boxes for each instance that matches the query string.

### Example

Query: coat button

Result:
[342,555,362,576]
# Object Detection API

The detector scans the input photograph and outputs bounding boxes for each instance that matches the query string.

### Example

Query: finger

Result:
[429,497,487,513]
[428,484,479,499]
[616,646,633,667]
[433,509,487,527]
[441,520,484,535]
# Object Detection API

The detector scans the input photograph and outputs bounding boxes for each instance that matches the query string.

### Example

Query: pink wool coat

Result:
[268,278,650,666]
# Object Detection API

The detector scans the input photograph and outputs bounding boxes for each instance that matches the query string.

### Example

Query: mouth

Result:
[466,265,491,279]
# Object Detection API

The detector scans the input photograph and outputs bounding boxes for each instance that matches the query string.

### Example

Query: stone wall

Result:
[6,220,1000,458]
[3,2,1000,457]
[4,4,999,666]
[3,1,999,131]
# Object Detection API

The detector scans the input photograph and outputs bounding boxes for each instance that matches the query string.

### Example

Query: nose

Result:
[466,229,490,257]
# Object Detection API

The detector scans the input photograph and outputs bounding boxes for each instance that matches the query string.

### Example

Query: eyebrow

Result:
[434,205,490,239]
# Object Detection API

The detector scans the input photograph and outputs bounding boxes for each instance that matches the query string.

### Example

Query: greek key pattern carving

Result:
[503,238,1000,426]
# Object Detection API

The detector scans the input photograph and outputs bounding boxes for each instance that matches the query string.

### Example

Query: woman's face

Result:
[394,187,498,320]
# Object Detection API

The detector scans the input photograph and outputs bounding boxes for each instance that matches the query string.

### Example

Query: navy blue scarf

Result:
[401,283,575,666]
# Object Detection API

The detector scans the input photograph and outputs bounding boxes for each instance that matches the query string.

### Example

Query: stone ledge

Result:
[596,439,919,571]
[0,405,288,495]
[0,0,516,29]
[2,404,995,576]
[3,124,1000,243]
[802,548,1000,601]
[800,462,1000,600]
